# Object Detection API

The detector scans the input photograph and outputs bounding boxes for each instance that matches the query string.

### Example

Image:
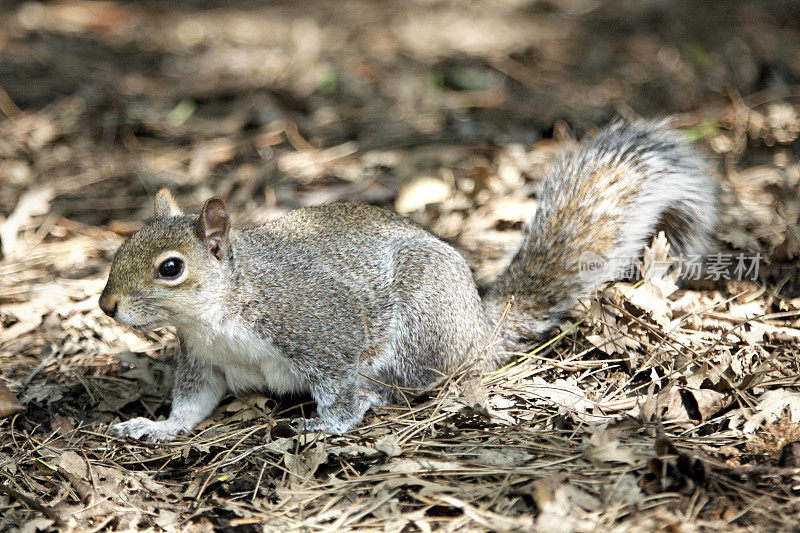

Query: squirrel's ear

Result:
[154,188,182,218]
[196,197,230,261]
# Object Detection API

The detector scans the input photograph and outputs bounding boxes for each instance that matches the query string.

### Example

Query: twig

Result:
[0,482,59,522]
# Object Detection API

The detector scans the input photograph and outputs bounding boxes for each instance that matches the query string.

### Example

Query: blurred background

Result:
[1,0,798,268]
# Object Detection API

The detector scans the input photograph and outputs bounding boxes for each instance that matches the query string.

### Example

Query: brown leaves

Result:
[0,383,23,419]
[0,186,53,259]
[1,2,800,529]
[660,387,735,426]
[284,442,327,490]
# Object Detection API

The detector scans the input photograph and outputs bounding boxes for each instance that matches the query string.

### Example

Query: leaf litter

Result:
[1,0,800,531]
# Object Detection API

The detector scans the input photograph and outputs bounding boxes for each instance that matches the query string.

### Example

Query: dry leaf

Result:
[0,383,24,419]
[741,389,800,433]
[457,377,515,425]
[284,442,327,489]
[366,458,463,475]
[154,510,181,529]
[473,448,532,467]
[585,326,639,355]
[626,282,672,327]
[375,435,402,458]
[19,518,55,533]
[0,186,53,258]
[532,479,599,532]
[328,444,383,459]
[639,231,679,297]
[395,176,452,214]
[528,377,606,424]
[663,388,734,423]
[582,427,638,465]
[58,450,87,479]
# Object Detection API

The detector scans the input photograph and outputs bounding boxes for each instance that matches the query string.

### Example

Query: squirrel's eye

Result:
[157,258,184,279]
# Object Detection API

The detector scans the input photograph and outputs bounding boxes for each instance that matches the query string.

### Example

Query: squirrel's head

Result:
[99,189,232,330]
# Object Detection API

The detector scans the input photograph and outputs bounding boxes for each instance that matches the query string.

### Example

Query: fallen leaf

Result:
[58,450,87,479]
[473,448,532,467]
[626,281,672,327]
[457,378,515,425]
[154,510,181,529]
[582,427,638,465]
[639,231,679,297]
[19,518,55,533]
[375,435,402,458]
[663,388,734,423]
[0,186,54,258]
[328,444,383,459]
[395,176,452,214]
[527,377,605,424]
[741,389,800,433]
[531,478,600,532]
[0,383,24,419]
[366,458,463,475]
[284,442,327,489]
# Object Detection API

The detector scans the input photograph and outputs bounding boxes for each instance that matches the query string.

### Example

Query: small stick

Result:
[0,482,60,522]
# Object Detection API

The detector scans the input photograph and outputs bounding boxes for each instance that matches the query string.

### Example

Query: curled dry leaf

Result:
[638,231,679,297]
[528,376,607,424]
[625,282,673,327]
[0,185,54,258]
[531,479,600,532]
[375,435,402,458]
[57,450,88,479]
[663,388,734,424]
[365,458,463,476]
[473,448,533,467]
[0,382,24,419]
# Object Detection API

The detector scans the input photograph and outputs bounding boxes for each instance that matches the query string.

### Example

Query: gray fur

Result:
[484,119,718,352]
[100,120,718,441]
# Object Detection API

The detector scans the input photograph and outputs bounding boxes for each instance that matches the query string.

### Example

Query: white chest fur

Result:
[180,308,307,395]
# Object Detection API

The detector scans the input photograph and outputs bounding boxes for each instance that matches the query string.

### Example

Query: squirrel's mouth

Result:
[116,315,168,331]
[113,308,169,331]
[128,321,168,331]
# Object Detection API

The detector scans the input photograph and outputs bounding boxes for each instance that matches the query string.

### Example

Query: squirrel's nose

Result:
[99,293,118,318]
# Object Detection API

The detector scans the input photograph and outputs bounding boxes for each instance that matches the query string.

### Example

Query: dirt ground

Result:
[2,0,800,531]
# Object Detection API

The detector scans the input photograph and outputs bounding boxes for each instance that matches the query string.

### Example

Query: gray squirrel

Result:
[99,119,718,441]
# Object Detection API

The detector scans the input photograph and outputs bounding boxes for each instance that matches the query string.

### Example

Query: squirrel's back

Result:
[227,202,493,388]
[486,120,718,351]
[232,203,447,299]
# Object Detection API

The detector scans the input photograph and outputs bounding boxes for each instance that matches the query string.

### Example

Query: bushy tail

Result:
[485,119,718,353]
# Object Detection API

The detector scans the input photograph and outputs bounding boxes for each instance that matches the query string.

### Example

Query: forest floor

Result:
[1,0,800,531]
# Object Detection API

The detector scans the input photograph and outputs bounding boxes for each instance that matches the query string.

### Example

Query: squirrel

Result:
[99,119,718,442]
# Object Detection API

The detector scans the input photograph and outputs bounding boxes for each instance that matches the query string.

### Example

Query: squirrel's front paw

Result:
[110,417,184,442]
